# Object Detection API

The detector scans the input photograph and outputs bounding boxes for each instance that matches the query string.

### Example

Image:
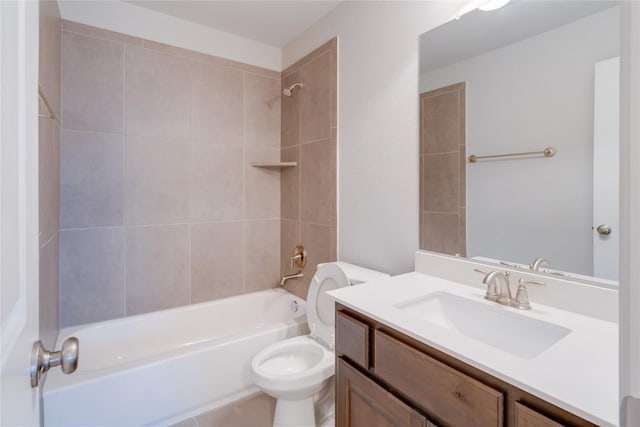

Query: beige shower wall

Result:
[280,39,338,299]
[39,0,62,347]
[59,21,282,326]
[419,82,466,256]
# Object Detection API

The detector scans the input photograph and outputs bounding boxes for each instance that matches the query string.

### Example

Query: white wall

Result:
[57,0,281,70]
[283,1,464,275]
[419,7,619,276]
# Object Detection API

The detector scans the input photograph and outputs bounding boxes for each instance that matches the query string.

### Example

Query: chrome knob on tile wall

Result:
[596,224,612,236]
[30,337,79,387]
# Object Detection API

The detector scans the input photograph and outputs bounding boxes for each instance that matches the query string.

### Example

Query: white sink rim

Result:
[395,292,571,359]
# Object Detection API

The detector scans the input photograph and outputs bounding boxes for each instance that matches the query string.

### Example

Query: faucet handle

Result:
[290,245,307,269]
[512,278,545,310]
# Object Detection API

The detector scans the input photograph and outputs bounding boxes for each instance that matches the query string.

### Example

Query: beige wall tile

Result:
[459,144,467,208]
[330,216,337,262]
[244,73,281,148]
[232,61,280,80]
[40,2,61,113]
[330,46,337,130]
[61,130,123,228]
[194,392,275,427]
[39,234,59,349]
[60,228,125,326]
[419,211,426,250]
[300,138,334,225]
[419,155,425,213]
[280,147,300,220]
[422,88,462,154]
[39,119,60,245]
[300,222,331,294]
[423,152,459,213]
[62,31,124,133]
[244,220,281,292]
[330,128,337,219]
[125,46,190,139]
[244,148,280,219]
[143,40,231,68]
[126,136,189,225]
[282,38,336,78]
[423,213,460,256]
[62,20,143,46]
[190,143,243,222]
[191,222,243,303]
[281,71,301,148]
[191,61,243,144]
[281,219,303,298]
[420,97,427,155]
[459,208,467,257]
[126,225,189,315]
[300,52,331,143]
[39,0,61,348]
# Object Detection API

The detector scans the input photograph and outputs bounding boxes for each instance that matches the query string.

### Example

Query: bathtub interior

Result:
[57,288,307,371]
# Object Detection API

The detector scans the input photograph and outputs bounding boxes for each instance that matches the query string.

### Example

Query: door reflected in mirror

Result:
[418,1,620,283]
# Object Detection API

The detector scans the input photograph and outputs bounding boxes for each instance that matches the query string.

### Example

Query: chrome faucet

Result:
[280,270,303,286]
[530,257,550,271]
[482,271,512,306]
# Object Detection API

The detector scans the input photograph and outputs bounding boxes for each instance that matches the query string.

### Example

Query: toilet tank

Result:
[334,262,390,285]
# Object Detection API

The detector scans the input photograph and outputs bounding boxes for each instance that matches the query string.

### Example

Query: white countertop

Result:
[329,272,619,427]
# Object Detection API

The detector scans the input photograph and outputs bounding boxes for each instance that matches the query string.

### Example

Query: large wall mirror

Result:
[418,1,620,284]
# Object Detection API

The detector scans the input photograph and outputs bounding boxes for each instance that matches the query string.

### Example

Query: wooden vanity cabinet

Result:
[335,305,597,427]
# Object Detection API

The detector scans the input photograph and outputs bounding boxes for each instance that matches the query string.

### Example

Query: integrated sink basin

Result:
[395,292,571,359]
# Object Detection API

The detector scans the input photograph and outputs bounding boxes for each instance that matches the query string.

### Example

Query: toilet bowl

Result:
[251,262,389,427]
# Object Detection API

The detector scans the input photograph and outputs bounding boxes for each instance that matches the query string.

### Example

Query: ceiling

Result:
[420,0,618,73]
[128,1,342,48]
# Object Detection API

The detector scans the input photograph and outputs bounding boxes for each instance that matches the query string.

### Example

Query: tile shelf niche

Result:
[250,161,297,169]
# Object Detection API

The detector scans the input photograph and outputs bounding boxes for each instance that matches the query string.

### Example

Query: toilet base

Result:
[274,397,315,427]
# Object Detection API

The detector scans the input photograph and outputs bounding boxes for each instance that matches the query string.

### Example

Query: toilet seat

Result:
[250,262,388,427]
[251,336,335,398]
[306,263,349,348]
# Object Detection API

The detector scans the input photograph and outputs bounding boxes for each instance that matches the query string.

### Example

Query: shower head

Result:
[283,82,303,97]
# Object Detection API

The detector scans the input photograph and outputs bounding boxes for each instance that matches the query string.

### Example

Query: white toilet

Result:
[251,262,389,427]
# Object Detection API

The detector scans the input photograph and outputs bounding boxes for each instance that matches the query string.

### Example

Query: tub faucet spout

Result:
[280,270,303,286]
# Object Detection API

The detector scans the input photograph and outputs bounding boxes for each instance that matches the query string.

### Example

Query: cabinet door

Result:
[515,402,565,427]
[375,331,504,427]
[337,359,428,427]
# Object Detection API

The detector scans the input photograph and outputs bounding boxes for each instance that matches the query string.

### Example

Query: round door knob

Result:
[596,224,612,236]
[60,337,79,374]
[30,336,79,387]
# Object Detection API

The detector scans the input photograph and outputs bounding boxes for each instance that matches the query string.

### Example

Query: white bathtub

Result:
[43,289,307,426]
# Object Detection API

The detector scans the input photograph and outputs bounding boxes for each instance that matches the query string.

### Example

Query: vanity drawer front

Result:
[515,402,565,427]
[337,358,428,427]
[336,311,370,368]
[374,331,504,427]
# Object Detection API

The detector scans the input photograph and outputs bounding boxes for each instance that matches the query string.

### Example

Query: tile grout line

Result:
[59,23,64,330]
[241,71,247,295]
[187,60,193,305]
[59,218,274,232]
[122,43,128,318]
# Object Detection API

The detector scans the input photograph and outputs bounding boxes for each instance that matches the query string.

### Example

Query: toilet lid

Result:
[306,263,349,347]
